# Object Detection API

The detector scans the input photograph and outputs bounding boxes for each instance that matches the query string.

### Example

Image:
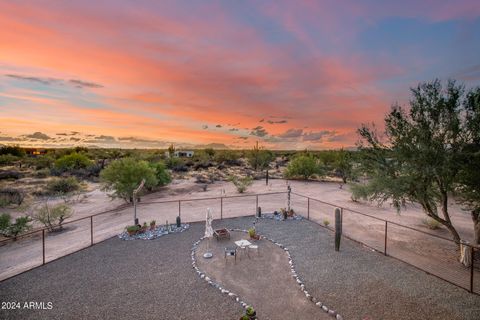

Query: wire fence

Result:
[291,192,479,295]
[0,189,478,295]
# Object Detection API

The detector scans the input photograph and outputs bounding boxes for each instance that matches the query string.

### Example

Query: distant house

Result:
[24,148,47,157]
[174,150,194,158]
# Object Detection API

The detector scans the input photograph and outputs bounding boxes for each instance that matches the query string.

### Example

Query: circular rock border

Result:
[191,228,343,320]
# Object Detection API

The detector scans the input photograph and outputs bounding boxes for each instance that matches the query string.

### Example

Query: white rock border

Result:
[191,228,343,320]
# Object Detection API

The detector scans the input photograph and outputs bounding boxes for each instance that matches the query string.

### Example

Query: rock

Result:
[336,315,343,320]
[322,305,329,312]
[328,310,337,317]
[316,302,322,307]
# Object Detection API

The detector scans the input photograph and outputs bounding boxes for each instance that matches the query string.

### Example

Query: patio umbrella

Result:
[203,208,214,258]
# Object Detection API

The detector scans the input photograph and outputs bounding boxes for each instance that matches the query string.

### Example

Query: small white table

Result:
[234,239,252,259]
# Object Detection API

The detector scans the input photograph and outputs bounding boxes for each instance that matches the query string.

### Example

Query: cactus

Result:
[176,215,181,228]
[335,207,342,251]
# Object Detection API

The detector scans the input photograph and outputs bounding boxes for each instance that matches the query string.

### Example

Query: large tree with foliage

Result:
[353,80,480,244]
[284,154,323,180]
[100,158,158,202]
[247,142,274,171]
[456,87,480,244]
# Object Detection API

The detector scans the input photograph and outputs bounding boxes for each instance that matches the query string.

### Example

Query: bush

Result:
[214,150,241,165]
[100,158,158,202]
[47,177,81,195]
[149,162,171,187]
[0,170,22,180]
[35,168,50,178]
[34,203,73,232]
[284,154,323,180]
[323,219,330,227]
[247,143,274,171]
[0,213,31,239]
[0,154,19,166]
[54,152,93,173]
[229,175,253,193]
[0,188,25,206]
[0,145,25,157]
[422,217,442,230]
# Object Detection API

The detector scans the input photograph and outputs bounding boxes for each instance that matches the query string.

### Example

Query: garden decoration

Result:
[203,207,214,258]
[132,179,145,225]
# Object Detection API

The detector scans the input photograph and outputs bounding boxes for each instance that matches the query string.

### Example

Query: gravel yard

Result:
[1,216,479,320]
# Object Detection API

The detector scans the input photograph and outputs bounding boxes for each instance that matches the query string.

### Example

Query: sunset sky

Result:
[1,1,479,150]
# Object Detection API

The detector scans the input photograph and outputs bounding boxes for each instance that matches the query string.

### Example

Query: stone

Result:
[316,302,322,307]
[328,310,337,317]
[336,315,343,320]
[322,306,329,312]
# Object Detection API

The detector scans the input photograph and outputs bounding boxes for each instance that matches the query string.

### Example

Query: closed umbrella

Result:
[203,208,214,258]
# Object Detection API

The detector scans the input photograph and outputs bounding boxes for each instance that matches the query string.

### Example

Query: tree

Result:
[54,152,93,172]
[353,80,480,244]
[333,149,355,188]
[0,145,25,157]
[284,154,323,180]
[229,175,253,193]
[100,158,158,202]
[149,162,172,187]
[456,87,480,245]
[167,144,175,158]
[0,213,31,239]
[34,203,72,232]
[247,142,274,171]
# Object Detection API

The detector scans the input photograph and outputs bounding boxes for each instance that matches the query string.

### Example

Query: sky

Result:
[0,0,479,150]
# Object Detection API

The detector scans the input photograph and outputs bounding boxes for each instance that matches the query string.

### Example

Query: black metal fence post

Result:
[220,197,223,220]
[42,229,45,265]
[90,216,94,246]
[384,221,388,256]
[307,197,310,220]
[256,194,259,213]
[178,200,181,217]
[471,246,475,293]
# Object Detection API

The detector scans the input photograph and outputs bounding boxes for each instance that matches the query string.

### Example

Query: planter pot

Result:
[150,224,156,231]
[127,230,136,236]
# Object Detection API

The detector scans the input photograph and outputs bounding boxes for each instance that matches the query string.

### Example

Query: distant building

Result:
[24,148,47,157]
[174,150,194,158]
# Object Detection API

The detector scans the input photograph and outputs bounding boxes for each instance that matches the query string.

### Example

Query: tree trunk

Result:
[440,190,461,244]
[472,209,480,246]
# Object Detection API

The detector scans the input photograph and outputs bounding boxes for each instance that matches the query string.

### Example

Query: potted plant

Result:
[246,306,257,319]
[140,222,148,233]
[248,227,260,240]
[281,208,288,220]
[126,225,140,236]
[150,220,156,230]
[287,208,295,217]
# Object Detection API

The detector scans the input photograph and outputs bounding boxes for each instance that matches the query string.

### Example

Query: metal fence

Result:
[0,191,287,281]
[291,192,479,295]
[0,189,478,296]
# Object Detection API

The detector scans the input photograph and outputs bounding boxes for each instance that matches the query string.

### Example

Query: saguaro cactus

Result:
[335,207,343,251]
[176,215,181,228]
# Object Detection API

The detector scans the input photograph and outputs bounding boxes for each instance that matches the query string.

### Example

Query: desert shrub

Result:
[46,177,81,195]
[0,188,25,206]
[0,213,31,239]
[0,170,22,180]
[229,175,253,193]
[0,145,25,157]
[323,219,330,226]
[100,158,158,202]
[54,152,93,173]
[247,143,274,171]
[35,168,51,178]
[0,154,19,166]
[165,157,184,170]
[214,150,241,165]
[284,154,323,180]
[149,162,172,187]
[33,155,54,170]
[34,203,73,232]
[422,217,442,230]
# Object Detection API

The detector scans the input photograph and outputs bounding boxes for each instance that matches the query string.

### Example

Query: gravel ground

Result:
[0,222,242,320]
[1,216,480,320]
[214,217,480,320]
